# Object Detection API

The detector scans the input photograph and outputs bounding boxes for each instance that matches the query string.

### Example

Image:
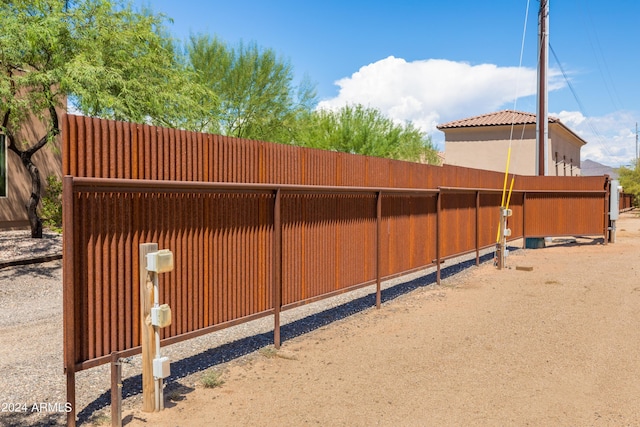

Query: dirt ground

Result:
[122,212,640,427]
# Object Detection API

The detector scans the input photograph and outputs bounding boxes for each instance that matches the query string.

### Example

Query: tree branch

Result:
[25,85,60,157]
[1,108,9,130]
[1,108,20,155]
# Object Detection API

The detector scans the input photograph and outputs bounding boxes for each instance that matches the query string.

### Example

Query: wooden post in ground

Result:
[139,243,158,412]
[111,352,122,427]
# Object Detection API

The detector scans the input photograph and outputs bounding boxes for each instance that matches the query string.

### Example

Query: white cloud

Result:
[555,110,586,127]
[318,56,564,146]
[556,110,639,167]
[318,56,638,167]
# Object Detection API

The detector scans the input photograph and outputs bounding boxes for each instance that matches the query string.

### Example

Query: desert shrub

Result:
[201,370,224,389]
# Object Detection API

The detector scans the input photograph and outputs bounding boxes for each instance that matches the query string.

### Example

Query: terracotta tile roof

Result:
[436,110,560,130]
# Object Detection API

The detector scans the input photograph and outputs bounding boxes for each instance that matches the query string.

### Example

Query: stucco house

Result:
[0,114,62,230]
[437,110,587,176]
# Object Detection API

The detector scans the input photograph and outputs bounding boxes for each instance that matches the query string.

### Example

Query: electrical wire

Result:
[497,0,530,244]
[576,0,625,111]
[549,43,614,158]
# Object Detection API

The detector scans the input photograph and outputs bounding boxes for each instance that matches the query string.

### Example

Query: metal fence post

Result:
[62,175,77,427]
[522,192,527,249]
[111,352,122,427]
[475,191,480,266]
[436,191,441,285]
[376,191,382,309]
[604,177,610,245]
[273,189,282,349]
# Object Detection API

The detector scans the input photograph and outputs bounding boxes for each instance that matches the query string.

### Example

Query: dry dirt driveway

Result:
[124,212,640,427]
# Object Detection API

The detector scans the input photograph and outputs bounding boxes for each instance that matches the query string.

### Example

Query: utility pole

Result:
[636,122,638,167]
[536,0,549,176]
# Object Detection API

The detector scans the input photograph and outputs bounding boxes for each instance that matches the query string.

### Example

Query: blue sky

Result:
[138,0,640,167]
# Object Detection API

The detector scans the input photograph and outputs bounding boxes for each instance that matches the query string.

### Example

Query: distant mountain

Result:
[581,159,619,179]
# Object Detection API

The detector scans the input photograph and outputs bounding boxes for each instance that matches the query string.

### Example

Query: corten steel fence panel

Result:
[441,165,504,189]
[515,175,607,192]
[365,156,392,188]
[62,115,612,361]
[337,153,369,187]
[475,191,525,248]
[302,146,336,186]
[507,192,525,239]
[401,196,437,272]
[506,175,608,240]
[478,193,503,248]
[63,116,610,343]
[388,159,413,188]
[64,180,444,371]
[523,193,606,237]
[620,193,634,211]
[281,193,378,308]
[380,195,438,277]
[66,186,275,370]
[439,192,477,259]
[62,114,612,426]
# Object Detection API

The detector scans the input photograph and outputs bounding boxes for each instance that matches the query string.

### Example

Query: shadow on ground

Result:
[76,251,497,425]
[0,260,62,280]
[0,411,66,427]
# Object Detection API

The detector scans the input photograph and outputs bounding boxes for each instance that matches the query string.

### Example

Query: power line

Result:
[503,0,531,180]
[575,0,625,111]
[549,43,614,158]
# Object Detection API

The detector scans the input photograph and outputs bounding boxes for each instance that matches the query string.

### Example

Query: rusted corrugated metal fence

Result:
[61,114,610,425]
[620,192,635,211]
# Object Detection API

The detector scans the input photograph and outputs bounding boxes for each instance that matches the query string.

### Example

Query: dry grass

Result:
[201,370,225,389]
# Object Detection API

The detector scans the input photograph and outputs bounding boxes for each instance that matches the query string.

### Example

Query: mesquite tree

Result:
[0,0,212,237]
[295,104,440,163]
[187,35,317,143]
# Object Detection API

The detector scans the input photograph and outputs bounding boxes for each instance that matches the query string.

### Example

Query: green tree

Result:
[618,162,640,207]
[187,35,316,143]
[0,0,212,237]
[294,104,439,163]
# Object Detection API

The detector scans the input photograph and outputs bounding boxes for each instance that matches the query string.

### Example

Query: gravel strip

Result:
[0,230,63,266]
[0,229,503,426]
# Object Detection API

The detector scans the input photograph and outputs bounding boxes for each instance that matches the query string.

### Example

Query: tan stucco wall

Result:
[0,114,63,230]
[443,124,583,176]
[548,125,582,176]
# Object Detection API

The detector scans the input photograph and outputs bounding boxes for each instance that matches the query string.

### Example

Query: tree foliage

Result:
[1,0,441,238]
[618,162,640,207]
[0,0,212,237]
[293,104,439,163]
[63,2,213,128]
[187,35,316,143]
[186,36,438,163]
